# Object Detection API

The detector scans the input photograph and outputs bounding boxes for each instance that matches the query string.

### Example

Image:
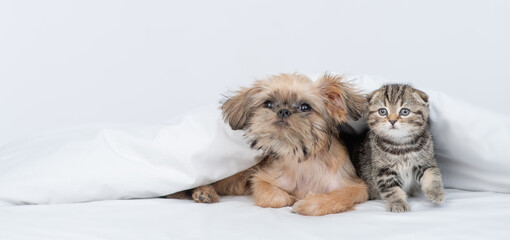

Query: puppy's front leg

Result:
[191,184,220,203]
[166,184,220,203]
[293,182,368,216]
[212,168,254,196]
[251,176,296,208]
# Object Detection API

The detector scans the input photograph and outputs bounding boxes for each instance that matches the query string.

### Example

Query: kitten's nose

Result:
[389,120,397,126]
[277,109,292,119]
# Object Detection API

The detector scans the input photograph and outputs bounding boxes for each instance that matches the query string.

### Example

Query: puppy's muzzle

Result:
[277,109,292,119]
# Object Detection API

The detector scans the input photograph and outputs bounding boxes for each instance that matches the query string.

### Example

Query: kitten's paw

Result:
[192,186,219,203]
[425,188,445,204]
[387,201,410,213]
[421,168,445,204]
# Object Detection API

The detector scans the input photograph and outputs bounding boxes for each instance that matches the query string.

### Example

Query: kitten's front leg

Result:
[375,168,410,212]
[419,167,445,203]
[381,188,410,212]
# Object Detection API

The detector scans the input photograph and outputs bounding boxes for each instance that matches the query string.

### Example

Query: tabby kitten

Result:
[353,84,445,212]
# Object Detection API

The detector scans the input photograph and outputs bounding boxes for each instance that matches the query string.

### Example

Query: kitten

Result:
[352,84,445,212]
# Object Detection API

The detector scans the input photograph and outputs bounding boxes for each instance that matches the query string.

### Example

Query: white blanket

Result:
[0,75,509,206]
[0,106,260,205]
[0,189,509,240]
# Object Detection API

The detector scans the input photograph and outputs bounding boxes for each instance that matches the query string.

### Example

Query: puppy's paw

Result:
[425,188,445,204]
[292,199,322,216]
[254,188,295,208]
[387,201,410,213]
[292,193,352,216]
[192,185,219,204]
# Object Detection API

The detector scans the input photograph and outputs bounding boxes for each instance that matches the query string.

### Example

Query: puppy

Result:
[175,73,369,216]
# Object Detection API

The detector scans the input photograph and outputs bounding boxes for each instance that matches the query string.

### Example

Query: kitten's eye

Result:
[300,103,311,112]
[378,108,388,116]
[400,108,411,116]
[264,100,274,109]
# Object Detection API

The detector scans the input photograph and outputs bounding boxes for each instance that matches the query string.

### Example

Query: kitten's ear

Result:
[221,85,262,130]
[413,89,429,104]
[365,90,379,104]
[317,74,365,123]
[363,90,379,114]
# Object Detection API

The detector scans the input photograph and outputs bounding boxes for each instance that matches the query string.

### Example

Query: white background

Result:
[1,0,509,145]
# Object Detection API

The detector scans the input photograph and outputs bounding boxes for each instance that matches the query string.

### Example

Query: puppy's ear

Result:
[221,85,262,130]
[317,74,364,123]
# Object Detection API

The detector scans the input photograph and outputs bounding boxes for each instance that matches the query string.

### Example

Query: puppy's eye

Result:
[400,108,410,116]
[378,108,388,116]
[300,103,311,112]
[264,100,274,109]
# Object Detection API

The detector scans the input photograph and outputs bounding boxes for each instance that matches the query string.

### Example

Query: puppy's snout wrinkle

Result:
[277,109,292,119]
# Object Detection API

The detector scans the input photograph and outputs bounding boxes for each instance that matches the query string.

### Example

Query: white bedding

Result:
[1,74,509,239]
[0,106,260,206]
[1,189,509,240]
[1,74,510,207]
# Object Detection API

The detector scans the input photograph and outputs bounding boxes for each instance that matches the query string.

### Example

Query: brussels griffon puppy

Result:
[173,73,369,216]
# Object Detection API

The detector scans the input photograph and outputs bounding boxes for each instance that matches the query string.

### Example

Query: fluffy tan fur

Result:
[184,73,368,215]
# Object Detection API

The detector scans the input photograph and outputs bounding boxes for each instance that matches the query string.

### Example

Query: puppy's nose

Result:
[389,120,397,126]
[277,109,292,119]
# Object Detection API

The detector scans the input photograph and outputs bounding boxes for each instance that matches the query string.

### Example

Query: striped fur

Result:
[353,84,445,212]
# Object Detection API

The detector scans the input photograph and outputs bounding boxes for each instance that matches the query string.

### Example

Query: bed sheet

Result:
[1,189,509,240]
